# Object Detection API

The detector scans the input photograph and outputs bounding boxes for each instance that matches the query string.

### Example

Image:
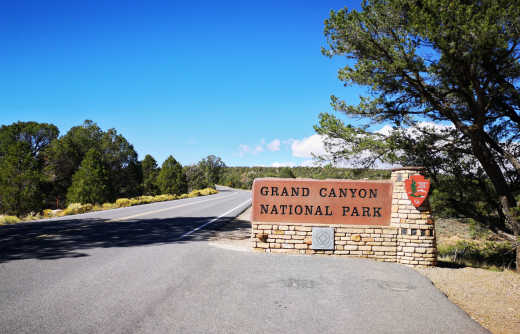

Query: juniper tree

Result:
[0,122,58,215]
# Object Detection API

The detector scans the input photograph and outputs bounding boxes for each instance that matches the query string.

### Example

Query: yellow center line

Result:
[106,193,239,222]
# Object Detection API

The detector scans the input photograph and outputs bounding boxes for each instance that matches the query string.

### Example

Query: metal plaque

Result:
[312,227,334,250]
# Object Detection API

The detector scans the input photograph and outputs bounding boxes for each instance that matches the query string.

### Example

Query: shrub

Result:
[137,196,154,204]
[438,240,516,269]
[199,187,218,196]
[129,199,141,206]
[188,190,201,198]
[43,209,54,218]
[102,202,116,210]
[63,203,93,215]
[115,198,132,208]
[0,215,21,225]
[178,194,189,199]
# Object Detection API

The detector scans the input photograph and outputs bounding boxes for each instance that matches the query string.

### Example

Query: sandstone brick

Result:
[258,225,272,230]
[295,244,308,249]
[351,234,361,242]
[273,230,285,235]
[383,229,398,235]
[372,246,395,252]
[295,226,311,231]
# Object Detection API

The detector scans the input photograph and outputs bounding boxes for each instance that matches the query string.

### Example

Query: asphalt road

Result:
[0,187,487,334]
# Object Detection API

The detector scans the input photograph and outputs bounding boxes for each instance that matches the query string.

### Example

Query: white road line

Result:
[106,193,239,222]
[177,199,251,240]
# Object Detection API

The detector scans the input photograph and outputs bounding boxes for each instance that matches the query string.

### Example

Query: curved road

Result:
[0,187,487,333]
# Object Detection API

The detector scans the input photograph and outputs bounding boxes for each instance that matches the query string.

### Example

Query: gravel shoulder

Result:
[210,208,520,334]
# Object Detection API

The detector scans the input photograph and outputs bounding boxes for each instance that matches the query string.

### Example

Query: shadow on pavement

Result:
[0,215,251,263]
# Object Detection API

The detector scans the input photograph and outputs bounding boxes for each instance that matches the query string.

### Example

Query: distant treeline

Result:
[219,166,391,189]
[0,120,225,216]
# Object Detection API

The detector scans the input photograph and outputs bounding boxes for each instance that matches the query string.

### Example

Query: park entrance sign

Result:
[252,179,393,225]
[250,167,437,267]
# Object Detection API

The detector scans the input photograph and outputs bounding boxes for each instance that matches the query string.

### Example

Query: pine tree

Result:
[66,149,111,204]
[141,154,160,195]
[157,156,187,195]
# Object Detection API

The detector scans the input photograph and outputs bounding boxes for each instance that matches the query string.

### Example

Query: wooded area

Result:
[0,120,225,216]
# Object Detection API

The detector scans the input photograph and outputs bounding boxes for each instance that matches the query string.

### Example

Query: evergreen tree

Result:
[316,0,520,268]
[157,156,187,195]
[185,165,209,191]
[279,167,296,178]
[45,120,141,204]
[198,155,225,186]
[66,149,111,204]
[0,122,58,215]
[141,154,160,195]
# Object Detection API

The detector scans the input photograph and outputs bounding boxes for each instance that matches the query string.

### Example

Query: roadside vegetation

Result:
[0,120,225,220]
[0,188,218,225]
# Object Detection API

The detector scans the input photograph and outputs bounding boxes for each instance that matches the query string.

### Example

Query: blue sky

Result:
[0,0,366,167]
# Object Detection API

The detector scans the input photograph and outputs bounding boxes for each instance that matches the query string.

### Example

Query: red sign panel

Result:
[252,178,393,225]
[404,174,430,207]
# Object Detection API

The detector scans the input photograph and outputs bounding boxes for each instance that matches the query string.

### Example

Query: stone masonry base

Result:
[251,168,437,267]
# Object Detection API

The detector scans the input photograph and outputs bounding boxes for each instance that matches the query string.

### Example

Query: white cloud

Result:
[290,134,327,158]
[238,144,250,157]
[267,139,281,152]
[254,145,264,154]
[271,161,296,167]
[375,122,455,138]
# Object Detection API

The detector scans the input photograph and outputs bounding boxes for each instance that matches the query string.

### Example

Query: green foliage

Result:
[66,149,111,204]
[156,156,187,195]
[185,164,209,191]
[198,155,225,186]
[141,154,160,195]
[219,166,390,189]
[45,120,142,206]
[317,0,520,248]
[438,240,516,270]
[279,167,296,178]
[0,122,58,216]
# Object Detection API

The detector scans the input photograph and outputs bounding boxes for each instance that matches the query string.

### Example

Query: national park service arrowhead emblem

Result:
[404,175,430,208]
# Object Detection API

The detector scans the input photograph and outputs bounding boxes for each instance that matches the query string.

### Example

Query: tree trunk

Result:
[470,135,519,271]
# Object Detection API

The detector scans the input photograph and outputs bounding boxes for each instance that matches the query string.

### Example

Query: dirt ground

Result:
[211,208,520,334]
[416,267,520,334]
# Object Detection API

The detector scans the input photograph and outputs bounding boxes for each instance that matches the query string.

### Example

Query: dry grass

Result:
[0,188,219,224]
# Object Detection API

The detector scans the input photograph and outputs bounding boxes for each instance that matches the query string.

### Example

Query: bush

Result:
[438,240,516,269]
[102,202,117,210]
[43,209,54,218]
[188,190,201,197]
[115,198,132,207]
[0,215,21,225]
[63,203,93,215]
[198,187,218,196]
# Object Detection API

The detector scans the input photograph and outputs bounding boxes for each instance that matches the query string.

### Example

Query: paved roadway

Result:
[0,187,487,334]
